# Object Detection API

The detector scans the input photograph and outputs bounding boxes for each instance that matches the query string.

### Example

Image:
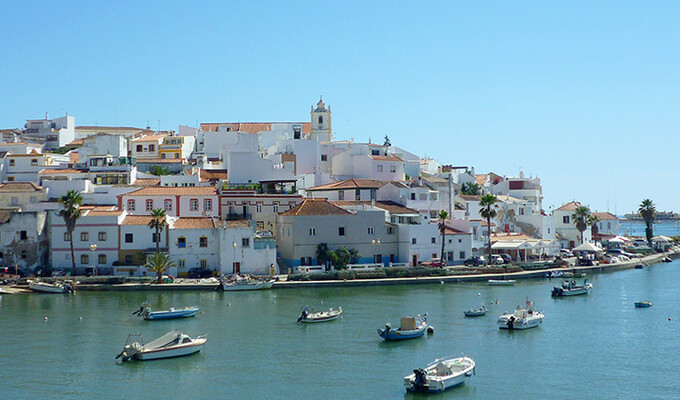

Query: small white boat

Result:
[404,356,476,393]
[551,280,592,297]
[28,280,75,294]
[463,305,487,317]
[116,331,207,361]
[635,301,652,308]
[488,279,515,286]
[132,302,199,320]
[497,301,544,330]
[221,275,275,291]
[378,314,428,340]
[297,306,342,323]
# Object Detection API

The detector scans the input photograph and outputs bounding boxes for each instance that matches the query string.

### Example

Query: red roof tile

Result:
[279,198,352,216]
[124,187,217,196]
[307,178,387,191]
[555,201,582,211]
[199,122,311,135]
[173,217,220,229]
[592,212,618,220]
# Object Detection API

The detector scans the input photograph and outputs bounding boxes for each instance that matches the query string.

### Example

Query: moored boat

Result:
[497,301,544,330]
[488,279,515,286]
[28,280,75,294]
[116,331,207,361]
[551,280,593,297]
[404,356,475,393]
[221,274,275,291]
[377,314,427,340]
[463,305,487,317]
[297,306,342,323]
[635,301,652,308]
[132,302,199,320]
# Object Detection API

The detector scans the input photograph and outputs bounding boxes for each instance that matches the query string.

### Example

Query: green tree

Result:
[150,165,171,176]
[572,205,591,245]
[315,243,333,269]
[479,194,498,260]
[461,182,480,195]
[58,190,84,275]
[588,214,600,243]
[146,252,176,284]
[437,210,448,265]
[147,208,167,253]
[332,247,359,270]
[638,199,656,246]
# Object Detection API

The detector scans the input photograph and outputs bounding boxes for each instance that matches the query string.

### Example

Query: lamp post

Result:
[232,241,237,275]
[371,239,381,265]
[89,243,97,276]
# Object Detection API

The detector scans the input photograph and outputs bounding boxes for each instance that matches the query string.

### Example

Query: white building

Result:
[592,212,620,237]
[22,114,75,149]
[0,209,48,272]
[553,201,592,249]
[119,186,220,217]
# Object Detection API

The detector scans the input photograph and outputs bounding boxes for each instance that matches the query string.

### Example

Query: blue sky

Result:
[2,2,678,215]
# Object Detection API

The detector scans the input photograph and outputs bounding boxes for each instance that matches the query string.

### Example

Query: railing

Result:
[225,213,252,220]
[294,265,326,274]
[346,263,383,271]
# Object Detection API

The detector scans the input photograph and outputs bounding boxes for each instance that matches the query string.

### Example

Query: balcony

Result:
[225,213,252,221]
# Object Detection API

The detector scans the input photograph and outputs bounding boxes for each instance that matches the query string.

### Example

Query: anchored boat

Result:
[28,280,75,294]
[221,275,275,291]
[116,331,207,361]
[551,280,593,297]
[463,305,487,317]
[635,301,652,308]
[404,356,476,393]
[297,306,342,323]
[377,314,428,341]
[132,302,199,320]
[497,300,544,330]
[488,279,515,286]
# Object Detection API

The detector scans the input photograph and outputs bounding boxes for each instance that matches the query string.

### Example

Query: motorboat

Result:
[132,302,199,320]
[28,280,75,294]
[116,331,207,361]
[545,271,563,278]
[404,356,475,393]
[297,306,342,323]
[497,301,544,330]
[551,280,593,297]
[463,306,487,317]
[635,301,653,308]
[377,314,428,340]
[488,279,515,286]
[221,274,275,291]
[662,257,672,263]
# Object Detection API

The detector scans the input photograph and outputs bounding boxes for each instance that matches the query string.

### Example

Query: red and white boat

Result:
[116,331,207,361]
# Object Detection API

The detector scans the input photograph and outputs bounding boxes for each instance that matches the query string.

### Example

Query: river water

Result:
[2,259,680,399]
[619,220,680,238]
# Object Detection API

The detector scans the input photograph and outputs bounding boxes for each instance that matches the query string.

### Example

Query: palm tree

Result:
[588,214,600,243]
[148,208,167,253]
[479,194,498,260]
[572,205,591,245]
[146,252,176,284]
[638,199,656,246]
[58,190,83,276]
[437,210,448,265]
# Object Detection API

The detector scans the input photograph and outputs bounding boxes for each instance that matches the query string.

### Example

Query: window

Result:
[152,233,160,243]
[256,203,262,213]
[387,227,395,235]
[241,238,250,247]
[204,199,212,211]
[174,153,179,159]
[7,177,14,182]
[430,210,438,219]
[98,255,107,264]
[200,259,208,269]
[310,228,316,236]
[339,227,345,236]
[273,204,279,213]
[377,165,383,173]
[64,232,71,241]
[419,193,427,201]
[160,153,166,159]
[355,189,360,200]
[178,237,186,248]
[190,199,198,211]
[321,154,327,161]
[410,193,416,200]
[135,145,142,152]
[519,208,525,215]
[371,149,380,156]
[390,165,396,173]
[98,232,106,241]
[20,231,27,240]
[9,159,15,166]
[146,199,153,211]
[127,200,136,211]
[459,251,466,259]
[431,237,436,244]
[148,144,155,152]
[370,189,376,200]
[125,254,134,264]
[200,236,208,247]
[125,233,133,243]
[338,191,344,201]
[81,255,89,264]
[178,260,185,270]
[447,251,454,260]
[374,254,382,264]
[563,216,570,224]
[368,226,374,235]
[432,253,437,259]
[80,232,89,241]
[318,115,323,125]
[411,238,417,244]
[31,159,38,166]
[164,199,172,211]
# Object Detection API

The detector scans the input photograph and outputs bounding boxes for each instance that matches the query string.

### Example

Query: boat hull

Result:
[29,282,71,293]
[222,280,274,291]
[464,310,487,317]
[135,339,207,361]
[497,314,544,330]
[378,326,426,340]
[404,356,475,393]
[144,307,199,320]
[635,302,652,308]
[488,280,515,286]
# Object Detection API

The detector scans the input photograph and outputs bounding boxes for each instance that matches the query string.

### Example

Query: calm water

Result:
[620,220,680,237]
[2,260,680,399]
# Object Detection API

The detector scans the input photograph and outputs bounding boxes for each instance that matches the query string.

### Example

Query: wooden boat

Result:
[116,331,207,361]
[635,301,653,308]
[497,301,544,330]
[463,306,487,317]
[28,280,75,294]
[404,356,475,393]
[488,279,515,286]
[297,306,342,323]
[551,280,593,297]
[377,314,427,340]
[133,302,199,320]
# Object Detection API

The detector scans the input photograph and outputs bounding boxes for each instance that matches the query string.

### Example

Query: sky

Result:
[1,1,679,215]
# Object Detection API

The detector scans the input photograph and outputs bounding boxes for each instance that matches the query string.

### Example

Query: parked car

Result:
[463,256,487,267]
[187,267,212,279]
[421,258,445,268]
[559,249,573,258]
[490,255,505,265]
[499,254,512,264]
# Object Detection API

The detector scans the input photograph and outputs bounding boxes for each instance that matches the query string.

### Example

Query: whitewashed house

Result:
[22,114,75,149]
[119,186,219,217]
[0,209,48,272]
[553,201,592,249]
[592,212,620,237]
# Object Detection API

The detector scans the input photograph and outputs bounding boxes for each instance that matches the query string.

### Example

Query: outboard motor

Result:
[297,310,308,323]
[507,316,515,330]
[384,323,391,334]
[413,368,429,392]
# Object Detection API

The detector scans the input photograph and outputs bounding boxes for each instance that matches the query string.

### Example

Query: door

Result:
[412,254,418,267]
[233,262,240,274]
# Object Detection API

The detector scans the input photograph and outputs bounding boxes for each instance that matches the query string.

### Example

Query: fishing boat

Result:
[551,280,593,297]
[463,305,487,317]
[377,314,428,340]
[404,356,476,393]
[221,275,275,291]
[116,331,207,361]
[132,302,199,320]
[297,306,342,323]
[635,301,653,308]
[497,300,544,330]
[488,279,515,286]
[28,280,75,294]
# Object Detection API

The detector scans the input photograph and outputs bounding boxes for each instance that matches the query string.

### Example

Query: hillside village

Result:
[0,98,621,277]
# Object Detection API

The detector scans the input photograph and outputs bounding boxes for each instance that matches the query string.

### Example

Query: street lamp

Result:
[89,243,97,276]
[232,241,237,275]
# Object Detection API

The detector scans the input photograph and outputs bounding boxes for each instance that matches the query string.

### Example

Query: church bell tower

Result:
[310,96,332,142]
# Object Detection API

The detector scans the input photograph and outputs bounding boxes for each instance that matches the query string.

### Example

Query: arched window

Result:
[318,115,323,125]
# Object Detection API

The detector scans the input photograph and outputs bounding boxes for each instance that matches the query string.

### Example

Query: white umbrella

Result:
[573,242,604,252]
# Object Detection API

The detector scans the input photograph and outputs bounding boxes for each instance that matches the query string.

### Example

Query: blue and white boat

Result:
[377,314,427,341]
[634,301,652,308]
[133,302,200,320]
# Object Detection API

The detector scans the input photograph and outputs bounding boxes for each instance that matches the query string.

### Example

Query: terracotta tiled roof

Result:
[592,212,618,220]
[200,169,228,182]
[490,233,534,243]
[132,135,168,142]
[121,215,154,225]
[458,195,481,202]
[279,198,352,216]
[555,201,582,211]
[199,122,312,135]
[39,168,87,175]
[307,178,387,191]
[368,154,402,162]
[445,227,468,234]
[173,217,220,229]
[66,139,84,147]
[86,209,124,216]
[0,182,44,192]
[132,178,161,186]
[331,200,419,215]
[0,209,12,224]
[136,158,184,163]
[124,186,218,196]
[224,220,250,228]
